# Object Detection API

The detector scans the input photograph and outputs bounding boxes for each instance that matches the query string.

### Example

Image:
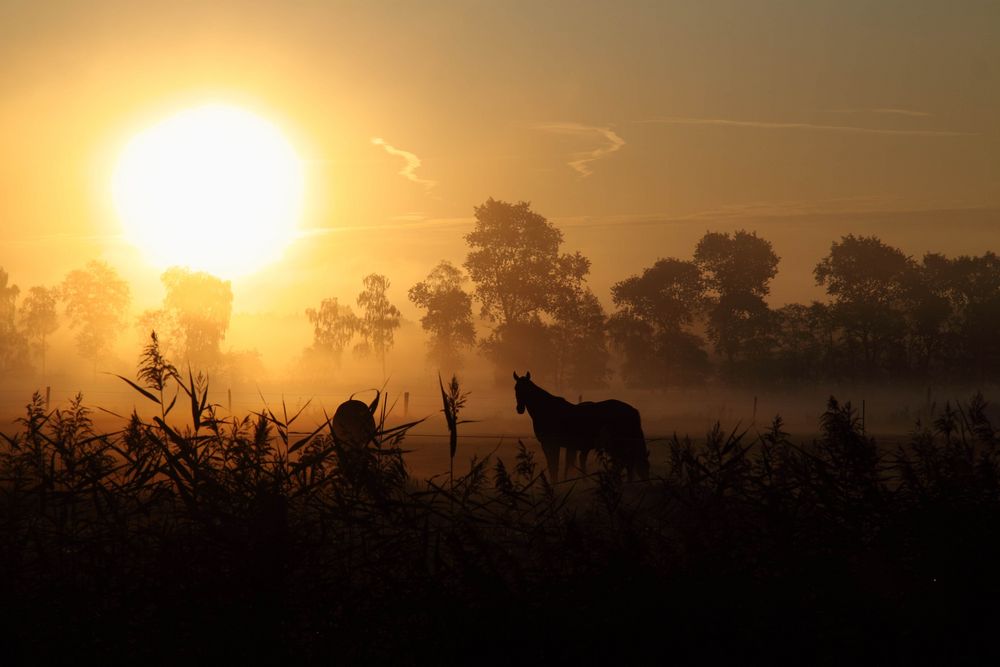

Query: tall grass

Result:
[1,338,999,661]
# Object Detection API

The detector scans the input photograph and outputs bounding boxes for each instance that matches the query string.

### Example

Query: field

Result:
[2,360,1000,663]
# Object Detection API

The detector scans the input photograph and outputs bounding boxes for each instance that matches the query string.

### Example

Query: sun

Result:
[112,103,304,278]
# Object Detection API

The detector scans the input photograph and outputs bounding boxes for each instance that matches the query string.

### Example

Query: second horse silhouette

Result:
[513,371,649,482]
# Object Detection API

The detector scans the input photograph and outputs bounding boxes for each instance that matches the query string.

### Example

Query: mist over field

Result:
[3,1,1000,662]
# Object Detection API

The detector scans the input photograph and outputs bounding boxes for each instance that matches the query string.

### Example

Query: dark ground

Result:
[3,390,1000,664]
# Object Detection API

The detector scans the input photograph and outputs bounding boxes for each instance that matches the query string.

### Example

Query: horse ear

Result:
[525,371,531,380]
[512,371,519,381]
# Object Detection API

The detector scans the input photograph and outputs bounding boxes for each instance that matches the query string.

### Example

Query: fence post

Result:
[228,388,232,413]
[45,386,51,409]
[404,391,410,418]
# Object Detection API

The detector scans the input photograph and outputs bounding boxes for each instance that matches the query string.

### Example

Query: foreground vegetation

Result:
[2,348,999,662]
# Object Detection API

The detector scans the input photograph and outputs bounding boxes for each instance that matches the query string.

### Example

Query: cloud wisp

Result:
[535,122,625,177]
[823,107,934,118]
[638,116,974,137]
[371,137,436,191]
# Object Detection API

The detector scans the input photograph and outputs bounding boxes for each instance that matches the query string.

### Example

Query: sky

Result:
[1,0,998,319]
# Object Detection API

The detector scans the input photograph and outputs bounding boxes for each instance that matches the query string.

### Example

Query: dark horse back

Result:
[579,399,648,478]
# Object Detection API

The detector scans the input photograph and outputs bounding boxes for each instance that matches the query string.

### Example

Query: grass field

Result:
[2,354,999,662]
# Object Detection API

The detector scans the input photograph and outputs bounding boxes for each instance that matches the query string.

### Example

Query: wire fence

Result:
[0,379,837,447]
[0,383,704,446]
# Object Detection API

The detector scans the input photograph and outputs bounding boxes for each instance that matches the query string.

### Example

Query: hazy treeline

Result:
[306,198,1000,389]
[610,228,1000,388]
[2,197,997,391]
[0,261,263,385]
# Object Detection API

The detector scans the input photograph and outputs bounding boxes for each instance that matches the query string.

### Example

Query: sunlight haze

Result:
[3,3,1000,658]
[112,103,304,277]
[0,0,996,382]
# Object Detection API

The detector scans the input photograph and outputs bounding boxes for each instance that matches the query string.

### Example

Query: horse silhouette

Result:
[513,371,649,481]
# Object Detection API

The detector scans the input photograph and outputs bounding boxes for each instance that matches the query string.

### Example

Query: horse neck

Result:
[524,383,567,419]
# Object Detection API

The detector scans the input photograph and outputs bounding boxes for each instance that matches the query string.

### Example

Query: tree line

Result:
[0,261,129,377]
[308,198,1000,388]
[4,197,996,388]
[0,262,245,380]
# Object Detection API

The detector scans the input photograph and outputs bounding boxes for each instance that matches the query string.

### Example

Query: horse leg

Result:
[623,438,639,481]
[628,426,649,481]
[626,440,648,481]
[564,448,577,479]
[542,443,560,482]
[579,449,589,475]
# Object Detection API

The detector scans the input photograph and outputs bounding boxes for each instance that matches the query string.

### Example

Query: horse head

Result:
[512,370,532,414]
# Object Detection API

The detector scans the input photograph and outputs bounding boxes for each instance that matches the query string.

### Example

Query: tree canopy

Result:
[463,198,604,386]
[163,267,233,368]
[19,285,59,375]
[815,235,914,376]
[61,260,130,368]
[695,230,779,370]
[356,273,401,378]
[0,268,27,373]
[609,258,708,387]
[464,198,588,326]
[408,261,476,370]
[139,267,234,371]
[305,297,360,366]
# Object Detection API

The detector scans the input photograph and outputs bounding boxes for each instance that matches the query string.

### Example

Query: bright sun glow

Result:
[112,104,304,277]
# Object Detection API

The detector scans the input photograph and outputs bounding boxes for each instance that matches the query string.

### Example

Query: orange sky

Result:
[1,0,998,319]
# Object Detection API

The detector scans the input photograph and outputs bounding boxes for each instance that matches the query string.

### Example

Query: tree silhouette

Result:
[695,230,779,373]
[19,285,59,376]
[356,273,401,378]
[463,198,592,381]
[408,261,475,370]
[61,260,130,373]
[903,254,953,376]
[0,268,28,374]
[162,267,233,370]
[919,251,1000,380]
[550,286,610,389]
[305,297,359,367]
[771,302,836,383]
[815,235,913,377]
[463,199,590,325]
[609,258,708,387]
[140,268,233,371]
[464,199,567,326]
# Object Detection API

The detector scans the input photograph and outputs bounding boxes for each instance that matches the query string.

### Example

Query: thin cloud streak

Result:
[550,202,1000,231]
[535,122,625,177]
[296,217,473,236]
[294,200,999,238]
[638,116,974,137]
[824,108,934,117]
[371,137,437,191]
